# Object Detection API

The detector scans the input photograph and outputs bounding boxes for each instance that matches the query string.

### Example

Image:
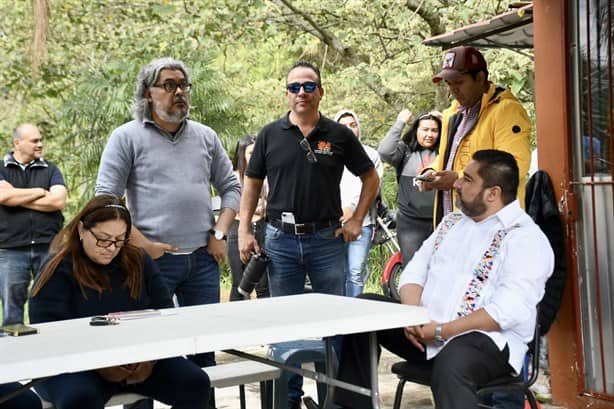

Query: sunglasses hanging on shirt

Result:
[299,138,318,164]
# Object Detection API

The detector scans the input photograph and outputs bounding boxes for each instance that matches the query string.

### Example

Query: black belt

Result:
[269,219,340,235]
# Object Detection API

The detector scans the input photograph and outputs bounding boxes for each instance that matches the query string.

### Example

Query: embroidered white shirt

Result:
[398,199,554,372]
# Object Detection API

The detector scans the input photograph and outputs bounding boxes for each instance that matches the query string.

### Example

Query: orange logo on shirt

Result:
[315,141,332,155]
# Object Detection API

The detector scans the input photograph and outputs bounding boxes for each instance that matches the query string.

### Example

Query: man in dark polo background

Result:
[238,60,379,409]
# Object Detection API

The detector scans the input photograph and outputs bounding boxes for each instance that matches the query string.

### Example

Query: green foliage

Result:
[2,0,536,287]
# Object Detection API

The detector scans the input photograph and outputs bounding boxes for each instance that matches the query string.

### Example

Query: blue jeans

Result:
[154,247,220,368]
[0,244,49,325]
[265,223,345,403]
[265,224,345,296]
[345,225,373,297]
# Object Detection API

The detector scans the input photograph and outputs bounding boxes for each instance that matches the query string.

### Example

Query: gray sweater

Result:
[95,119,240,249]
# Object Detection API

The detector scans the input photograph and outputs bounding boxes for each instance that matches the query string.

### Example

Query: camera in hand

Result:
[238,252,269,298]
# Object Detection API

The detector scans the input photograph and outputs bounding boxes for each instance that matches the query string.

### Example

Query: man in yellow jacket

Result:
[421,46,531,224]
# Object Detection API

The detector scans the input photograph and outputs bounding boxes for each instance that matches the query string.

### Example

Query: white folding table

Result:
[0,293,429,409]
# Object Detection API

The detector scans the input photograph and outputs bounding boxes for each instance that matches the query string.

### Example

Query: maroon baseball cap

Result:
[432,46,488,83]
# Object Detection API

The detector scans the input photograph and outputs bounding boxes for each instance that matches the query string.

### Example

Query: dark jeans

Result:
[265,223,345,403]
[0,383,42,409]
[395,213,433,265]
[154,248,219,368]
[227,219,269,301]
[334,293,514,409]
[0,244,49,325]
[35,357,209,409]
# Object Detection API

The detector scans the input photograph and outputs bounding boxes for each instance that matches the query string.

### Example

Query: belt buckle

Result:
[294,223,306,235]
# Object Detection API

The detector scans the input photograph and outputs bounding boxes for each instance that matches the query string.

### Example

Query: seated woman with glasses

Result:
[29,195,210,409]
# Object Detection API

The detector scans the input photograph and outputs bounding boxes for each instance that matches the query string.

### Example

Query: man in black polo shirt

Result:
[238,60,379,408]
[0,123,66,325]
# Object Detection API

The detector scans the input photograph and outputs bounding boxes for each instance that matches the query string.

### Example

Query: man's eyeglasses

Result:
[299,138,318,164]
[286,81,318,94]
[88,229,130,249]
[151,81,192,93]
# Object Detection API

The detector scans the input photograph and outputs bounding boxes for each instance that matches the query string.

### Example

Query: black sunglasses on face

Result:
[299,138,318,164]
[286,81,318,94]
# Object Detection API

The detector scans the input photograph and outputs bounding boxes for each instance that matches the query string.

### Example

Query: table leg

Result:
[321,337,336,409]
[369,332,381,409]
[225,349,371,397]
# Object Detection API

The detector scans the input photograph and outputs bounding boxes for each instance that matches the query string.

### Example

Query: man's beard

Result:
[455,188,487,218]
[152,98,189,123]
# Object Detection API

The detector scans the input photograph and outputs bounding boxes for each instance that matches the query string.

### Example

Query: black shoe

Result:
[288,399,302,409]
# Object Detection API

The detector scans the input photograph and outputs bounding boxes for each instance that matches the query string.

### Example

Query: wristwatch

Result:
[434,324,446,346]
[210,229,227,241]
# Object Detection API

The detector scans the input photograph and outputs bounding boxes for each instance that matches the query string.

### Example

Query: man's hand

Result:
[238,230,260,264]
[207,235,227,264]
[403,325,425,351]
[335,218,362,242]
[420,170,458,191]
[146,242,177,260]
[403,321,439,351]
[416,321,437,344]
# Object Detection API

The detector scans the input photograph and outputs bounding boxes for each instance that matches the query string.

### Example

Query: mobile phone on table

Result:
[0,323,38,336]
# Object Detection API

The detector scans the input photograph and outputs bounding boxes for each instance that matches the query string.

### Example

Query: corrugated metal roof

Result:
[423,4,533,49]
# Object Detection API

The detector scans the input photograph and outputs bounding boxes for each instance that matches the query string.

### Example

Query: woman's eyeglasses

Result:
[299,138,318,164]
[88,229,130,249]
[286,81,318,94]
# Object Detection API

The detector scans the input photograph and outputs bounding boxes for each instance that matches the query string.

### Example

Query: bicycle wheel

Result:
[388,263,404,301]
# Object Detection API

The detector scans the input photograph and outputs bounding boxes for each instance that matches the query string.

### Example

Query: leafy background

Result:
[0,0,534,291]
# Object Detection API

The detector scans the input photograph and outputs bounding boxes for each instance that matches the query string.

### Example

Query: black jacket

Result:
[525,170,567,335]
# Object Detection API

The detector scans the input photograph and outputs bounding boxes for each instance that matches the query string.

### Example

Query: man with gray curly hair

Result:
[96,58,240,382]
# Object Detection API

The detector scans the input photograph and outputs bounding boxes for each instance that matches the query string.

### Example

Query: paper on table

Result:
[106,309,176,320]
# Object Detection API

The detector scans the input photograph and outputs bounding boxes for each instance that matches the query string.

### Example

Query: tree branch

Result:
[275,0,356,62]
[405,0,446,36]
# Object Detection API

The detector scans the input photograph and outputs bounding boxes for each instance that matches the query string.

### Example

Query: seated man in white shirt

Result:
[334,149,554,409]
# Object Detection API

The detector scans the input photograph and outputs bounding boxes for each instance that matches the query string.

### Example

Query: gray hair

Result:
[131,57,191,122]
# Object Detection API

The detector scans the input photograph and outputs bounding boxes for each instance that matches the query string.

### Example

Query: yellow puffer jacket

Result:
[431,82,531,221]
